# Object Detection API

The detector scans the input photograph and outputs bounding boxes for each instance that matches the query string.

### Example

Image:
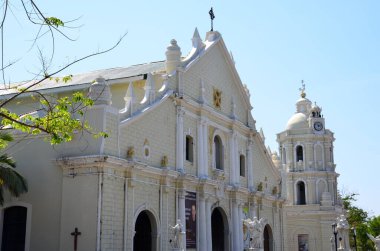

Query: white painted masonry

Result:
[0,29,345,251]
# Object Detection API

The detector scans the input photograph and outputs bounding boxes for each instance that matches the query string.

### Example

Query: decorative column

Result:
[305,142,313,170]
[234,135,239,186]
[229,131,237,186]
[307,177,316,204]
[176,106,185,173]
[247,139,254,191]
[285,143,293,170]
[198,195,207,250]
[206,198,212,251]
[178,189,186,250]
[231,200,240,251]
[287,178,294,205]
[238,203,244,251]
[328,178,335,204]
[202,121,208,178]
[197,118,204,177]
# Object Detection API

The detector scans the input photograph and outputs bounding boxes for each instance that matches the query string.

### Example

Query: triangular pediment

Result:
[180,31,253,125]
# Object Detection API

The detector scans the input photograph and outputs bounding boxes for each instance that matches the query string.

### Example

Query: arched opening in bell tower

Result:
[296,181,306,205]
[296,145,303,162]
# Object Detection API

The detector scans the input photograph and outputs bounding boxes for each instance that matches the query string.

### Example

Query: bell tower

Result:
[277,83,342,250]
[278,83,343,250]
[278,84,338,206]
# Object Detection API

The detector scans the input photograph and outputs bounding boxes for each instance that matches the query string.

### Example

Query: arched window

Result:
[214,135,223,170]
[185,135,194,163]
[1,206,27,251]
[296,181,306,205]
[239,154,245,177]
[296,145,303,162]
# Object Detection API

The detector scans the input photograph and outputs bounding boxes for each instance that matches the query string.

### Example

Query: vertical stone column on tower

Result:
[198,195,207,250]
[285,143,293,171]
[176,106,185,173]
[287,178,294,205]
[206,198,212,251]
[307,177,316,204]
[247,139,254,191]
[178,189,186,250]
[328,177,336,204]
[324,142,332,168]
[305,142,313,170]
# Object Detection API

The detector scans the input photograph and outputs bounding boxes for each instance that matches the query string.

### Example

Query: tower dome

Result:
[286,112,308,130]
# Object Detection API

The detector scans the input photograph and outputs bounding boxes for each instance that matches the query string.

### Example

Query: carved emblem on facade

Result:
[213,88,222,109]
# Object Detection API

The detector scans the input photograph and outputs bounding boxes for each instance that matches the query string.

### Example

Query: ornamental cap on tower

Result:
[285,82,312,130]
[310,102,322,118]
[165,39,182,74]
[88,76,112,105]
[295,81,312,114]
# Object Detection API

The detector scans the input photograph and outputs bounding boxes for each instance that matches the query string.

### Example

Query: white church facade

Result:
[0,29,348,251]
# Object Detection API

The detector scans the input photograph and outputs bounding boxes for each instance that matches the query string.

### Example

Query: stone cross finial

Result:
[209,7,215,31]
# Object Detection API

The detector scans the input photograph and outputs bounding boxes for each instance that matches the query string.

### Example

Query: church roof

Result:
[0,61,165,97]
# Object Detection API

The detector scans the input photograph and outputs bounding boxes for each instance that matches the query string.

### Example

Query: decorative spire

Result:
[299,80,306,98]
[123,82,137,116]
[192,27,203,48]
[141,73,156,105]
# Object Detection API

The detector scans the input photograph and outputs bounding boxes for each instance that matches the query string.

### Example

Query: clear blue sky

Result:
[7,1,380,215]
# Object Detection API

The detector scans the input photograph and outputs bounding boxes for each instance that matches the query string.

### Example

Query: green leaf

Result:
[44,17,64,27]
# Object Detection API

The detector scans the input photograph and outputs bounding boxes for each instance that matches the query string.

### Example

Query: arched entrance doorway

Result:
[1,206,27,251]
[134,210,157,251]
[211,207,229,251]
[263,224,273,251]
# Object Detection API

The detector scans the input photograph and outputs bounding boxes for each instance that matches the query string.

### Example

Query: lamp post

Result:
[332,223,338,251]
[352,227,357,251]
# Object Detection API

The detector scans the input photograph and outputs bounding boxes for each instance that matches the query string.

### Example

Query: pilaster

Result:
[178,189,186,250]
[247,138,254,191]
[206,197,212,251]
[176,106,185,173]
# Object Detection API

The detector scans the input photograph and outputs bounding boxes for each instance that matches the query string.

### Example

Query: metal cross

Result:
[209,7,215,31]
[71,227,81,251]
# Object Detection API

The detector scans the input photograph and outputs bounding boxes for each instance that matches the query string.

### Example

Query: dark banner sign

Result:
[185,191,196,248]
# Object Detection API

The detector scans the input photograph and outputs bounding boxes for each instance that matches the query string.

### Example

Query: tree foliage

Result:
[0,133,27,205]
[0,1,125,202]
[0,0,125,144]
[343,193,377,250]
